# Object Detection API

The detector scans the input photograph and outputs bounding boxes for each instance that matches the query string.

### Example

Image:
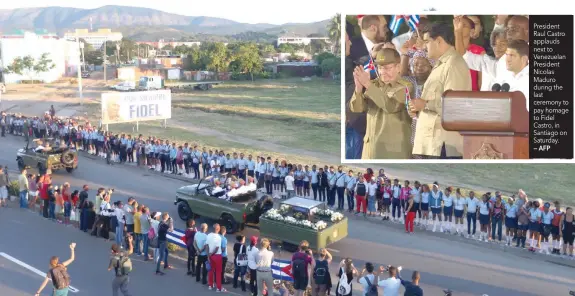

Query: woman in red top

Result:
[38,174,51,218]
[363,168,373,184]
[62,183,72,225]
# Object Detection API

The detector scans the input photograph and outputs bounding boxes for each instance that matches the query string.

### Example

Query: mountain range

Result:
[0,5,331,42]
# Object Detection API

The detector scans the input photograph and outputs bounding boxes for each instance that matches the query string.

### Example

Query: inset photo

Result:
[344,14,573,161]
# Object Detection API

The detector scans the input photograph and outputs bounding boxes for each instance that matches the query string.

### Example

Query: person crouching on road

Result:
[207,223,225,292]
[34,242,76,296]
[256,238,275,296]
[109,237,134,296]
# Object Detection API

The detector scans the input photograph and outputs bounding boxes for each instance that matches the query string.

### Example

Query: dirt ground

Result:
[2,72,574,204]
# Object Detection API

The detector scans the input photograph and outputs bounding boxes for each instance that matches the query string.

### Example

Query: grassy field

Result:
[170,78,340,155]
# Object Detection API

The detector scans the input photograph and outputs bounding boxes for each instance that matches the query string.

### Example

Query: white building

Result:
[63,28,123,49]
[0,31,81,83]
[277,37,331,46]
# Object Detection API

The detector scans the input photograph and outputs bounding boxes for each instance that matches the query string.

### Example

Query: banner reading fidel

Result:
[101,90,172,124]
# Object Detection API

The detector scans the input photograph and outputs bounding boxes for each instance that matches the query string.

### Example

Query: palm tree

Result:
[327,13,341,55]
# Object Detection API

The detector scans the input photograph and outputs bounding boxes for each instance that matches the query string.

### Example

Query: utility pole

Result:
[103,40,107,84]
[76,32,84,105]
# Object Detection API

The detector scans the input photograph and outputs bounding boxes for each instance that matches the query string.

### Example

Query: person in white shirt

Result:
[246,236,260,296]
[465,192,479,238]
[367,177,378,216]
[255,238,274,296]
[113,201,125,247]
[442,187,454,233]
[377,265,401,296]
[478,195,491,242]
[285,170,296,199]
[453,188,466,235]
[499,39,529,110]
[211,180,225,198]
[206,223,225,292]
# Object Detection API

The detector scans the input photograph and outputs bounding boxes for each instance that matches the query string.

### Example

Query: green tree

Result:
[328,13,341,55]
[320,58,340,75]
[259,44,276,57]
[200,42,229,73]
[229,42,263,81]
[4,53,56,82]
[162,44,174,51]
[278,43,295,55]
[314,52,337,66]
[78,38,94,52]
[84,50,103,66]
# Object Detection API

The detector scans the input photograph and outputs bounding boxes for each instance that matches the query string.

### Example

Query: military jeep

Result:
[174,176,273,234]
[16,139,78,174]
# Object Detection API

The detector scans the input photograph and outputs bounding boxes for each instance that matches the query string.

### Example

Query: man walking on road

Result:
[109,236,134,296]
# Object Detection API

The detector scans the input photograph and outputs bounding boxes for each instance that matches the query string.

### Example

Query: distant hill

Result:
[0,5,330,41]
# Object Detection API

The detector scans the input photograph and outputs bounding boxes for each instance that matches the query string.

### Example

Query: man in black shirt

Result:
[399,270,423,296]
[78,185,90,232]
[155,213,173,275]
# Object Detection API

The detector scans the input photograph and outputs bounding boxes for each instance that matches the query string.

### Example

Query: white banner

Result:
[101,90,172,124]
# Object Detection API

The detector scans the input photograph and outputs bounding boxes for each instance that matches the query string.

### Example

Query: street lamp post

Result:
[76,32,84,105]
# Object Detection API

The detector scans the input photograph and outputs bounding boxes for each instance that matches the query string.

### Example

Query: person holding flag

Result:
[350,48,414,159]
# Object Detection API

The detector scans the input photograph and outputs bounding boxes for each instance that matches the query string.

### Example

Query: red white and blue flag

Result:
[272,259,293,282]
[389,15,421,35]
[363,57,376,75]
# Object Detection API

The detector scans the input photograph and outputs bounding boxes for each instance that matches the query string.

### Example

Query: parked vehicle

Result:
[81,71,90,78]
[110,81,136,92]
[138,75,222,91]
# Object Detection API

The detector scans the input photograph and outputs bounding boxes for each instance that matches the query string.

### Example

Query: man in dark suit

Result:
[345,16,390,159]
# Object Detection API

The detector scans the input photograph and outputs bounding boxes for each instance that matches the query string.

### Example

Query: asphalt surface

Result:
[0,135,573,296]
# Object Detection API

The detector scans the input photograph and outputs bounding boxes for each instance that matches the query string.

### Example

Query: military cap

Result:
[374,48,401,66]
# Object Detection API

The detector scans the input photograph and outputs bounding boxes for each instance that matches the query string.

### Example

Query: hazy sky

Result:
[0,0,337,25]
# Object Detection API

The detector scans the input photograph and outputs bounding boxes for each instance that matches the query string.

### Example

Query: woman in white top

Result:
[256,239,274,296]
[540,202,555,254]
[478,194,491,242]
[420,184,431,229]
[465,192,479,239]
[150,212,161,263]
[410,181,422,225]
[442,187,454,233]
[453,188,466,236]
[505,197,519,246]
[527,201,542,252]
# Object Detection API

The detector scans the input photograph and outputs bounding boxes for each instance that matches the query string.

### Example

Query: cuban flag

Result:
[405,15,421,32]
[167,228,187,248]
[363,57,376,75]
[272,259,293,282]
[388,15,405,35]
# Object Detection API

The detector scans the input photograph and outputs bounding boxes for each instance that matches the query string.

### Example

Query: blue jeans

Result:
[492,218,503,241]
[346,190,355,211]
[49,201,56,219]
[134,233,142,255]
[80,208,89,231]
[345,126,363,159]
[336,187,345,209]
[233,265,247,290]
[19,190,28,208]
[53,286,69,296]
[156,241,169,271]
[467,212,477,235]
[142,234,150,259]
[116,222,124,246]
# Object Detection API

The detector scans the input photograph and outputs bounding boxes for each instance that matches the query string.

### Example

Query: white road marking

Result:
[0,252,80,293]
[326,248,340,253]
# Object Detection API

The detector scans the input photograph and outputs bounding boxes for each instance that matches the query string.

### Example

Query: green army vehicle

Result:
[259,197,348,252]
[16,139,78,174]
[174,176,274,234]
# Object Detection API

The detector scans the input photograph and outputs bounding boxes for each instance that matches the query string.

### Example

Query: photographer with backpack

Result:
[34,242,76,296]
[108,236,134,296]
[358,262,379,296]
[336,258,356,296]
[291,240,314,296]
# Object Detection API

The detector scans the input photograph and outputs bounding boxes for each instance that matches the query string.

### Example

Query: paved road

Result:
[0,136,573,296]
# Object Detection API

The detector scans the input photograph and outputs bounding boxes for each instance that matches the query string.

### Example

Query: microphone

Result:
[491,83,501,92]
[501,83,510,92]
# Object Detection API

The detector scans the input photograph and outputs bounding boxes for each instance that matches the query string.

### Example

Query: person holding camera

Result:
[377,265,401,296]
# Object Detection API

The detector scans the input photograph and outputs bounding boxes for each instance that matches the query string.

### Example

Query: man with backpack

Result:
[34,242,76,296]
[108,236,134,296]
[291,240,314,296]
[354,176,368,215]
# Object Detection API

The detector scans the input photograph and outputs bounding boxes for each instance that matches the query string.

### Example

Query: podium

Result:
[441,91,529,159]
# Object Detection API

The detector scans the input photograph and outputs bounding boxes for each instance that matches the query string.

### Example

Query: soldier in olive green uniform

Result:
[350,48,414,159]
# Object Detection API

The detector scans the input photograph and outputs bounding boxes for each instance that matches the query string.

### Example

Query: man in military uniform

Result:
[350,48,414,159]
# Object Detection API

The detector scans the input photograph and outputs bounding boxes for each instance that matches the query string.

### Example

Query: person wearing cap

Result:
[410,23,472,159]
[540,203,555,255]
[351,48,414,159]
[247,236,260,296]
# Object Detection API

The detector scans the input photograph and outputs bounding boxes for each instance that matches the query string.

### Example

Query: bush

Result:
[7,181,19,197]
